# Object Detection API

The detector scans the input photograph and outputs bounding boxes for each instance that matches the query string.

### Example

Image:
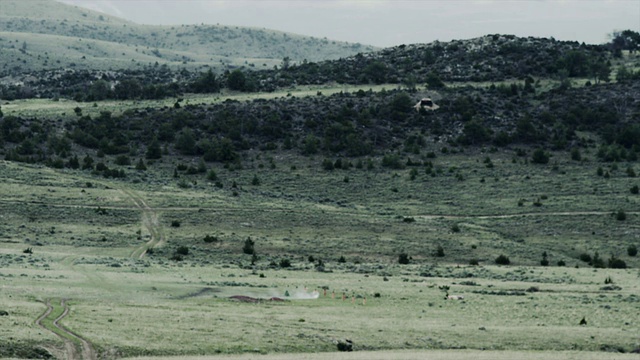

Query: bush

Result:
[176,246,189,255]
[114,155,131,166]
[469,259,479,266]
[608,256,626,269]
[170,220,181,227]
[251,174,261,186]
[279,258,291,268]
[451,224,460,233]
[398,253,410,264]
[616,210,627,221]
[243,237,255,255]
[540,258,549,266]
[592,252,606,268]
[557,260,566,266]
[436,245,445,257]
[203,235,218,243]
[206,169,218,181]
[579,253,592,263]
[631,185,639,194]
[628,244,638,257]
[495,254,511,265]
[531,148,549,164]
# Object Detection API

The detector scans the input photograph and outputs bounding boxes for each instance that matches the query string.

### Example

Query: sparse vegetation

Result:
[0,8,639,358]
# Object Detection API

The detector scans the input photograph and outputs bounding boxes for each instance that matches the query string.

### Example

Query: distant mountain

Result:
[0,0,376,75]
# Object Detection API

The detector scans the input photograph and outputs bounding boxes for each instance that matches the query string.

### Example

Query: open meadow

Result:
[1,137,639,359]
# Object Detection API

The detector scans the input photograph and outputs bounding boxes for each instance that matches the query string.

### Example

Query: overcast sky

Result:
[57,0,640,47]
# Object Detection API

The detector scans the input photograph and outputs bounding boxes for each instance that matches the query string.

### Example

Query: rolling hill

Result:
[0,0,376,75]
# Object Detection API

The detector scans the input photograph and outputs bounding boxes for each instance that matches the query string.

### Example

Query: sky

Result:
[57,0,640,48]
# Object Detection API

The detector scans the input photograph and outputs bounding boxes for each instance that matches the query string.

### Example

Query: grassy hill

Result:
[1,24,640,358]
[0,0,376,74]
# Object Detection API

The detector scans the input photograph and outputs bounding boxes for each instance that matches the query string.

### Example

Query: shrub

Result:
[398,253,410,264]
[203,235,218,243]
[114,155,131,166]
[616,210,626,221]
[176,246,189,255]
[135,158,147,171]
[540,251,549,266]
[531,148,549,164]
[469,259,479,266]
[279,258,291,268]
[451,224,460,233]
[579,253,592,263]
[322,159,334,171]
[608,256,626,269]
[570,147,582,161]
[628,245,638,257]
[540,258,549,266]
[338,256,346,263]
[243,237,255,255]
[557,260,566,266]
[592,252,606,268]
[206,170,218,181]
[436,245,445,257]
[631,185,639,194]
[403,217,415,223]
[170,220,181,227]
[251,174,261,186]
[495,254,511,265]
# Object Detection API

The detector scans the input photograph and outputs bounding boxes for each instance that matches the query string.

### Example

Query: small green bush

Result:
[243,237,255,255]
[203,235,218,243]
[608,256,626,269]
[170,220,181,227]
[251,174,261,185]
[398,253,410,264]
[176,246,189,255]
[279,258,291,268]
[631,185,639,194]
[616,210,626,221]
[628,245,638,257]
[579,253,592,263]
[495,254,511,265]
[436,245,445,257]
[531,148,549,164]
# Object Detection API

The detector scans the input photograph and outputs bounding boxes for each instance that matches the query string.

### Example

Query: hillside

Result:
[1,27,640,358]
[0,0,376,75]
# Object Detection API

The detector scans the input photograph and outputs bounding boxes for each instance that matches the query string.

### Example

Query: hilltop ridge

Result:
[0,0,376,74]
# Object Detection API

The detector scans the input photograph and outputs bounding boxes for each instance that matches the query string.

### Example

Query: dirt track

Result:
[119,188,166,259]
[36,299,97,360]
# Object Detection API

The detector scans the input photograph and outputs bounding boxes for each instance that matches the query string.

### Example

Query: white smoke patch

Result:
[287,289,320,300]
[230,287,320,300]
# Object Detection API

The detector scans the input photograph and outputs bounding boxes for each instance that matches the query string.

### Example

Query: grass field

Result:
[1,139,639,359]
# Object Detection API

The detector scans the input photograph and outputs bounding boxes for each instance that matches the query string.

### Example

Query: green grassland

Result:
[1,125,639,359]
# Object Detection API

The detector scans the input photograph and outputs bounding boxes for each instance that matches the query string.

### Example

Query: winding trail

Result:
[119,188,166,259]
[36,299,97,360]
